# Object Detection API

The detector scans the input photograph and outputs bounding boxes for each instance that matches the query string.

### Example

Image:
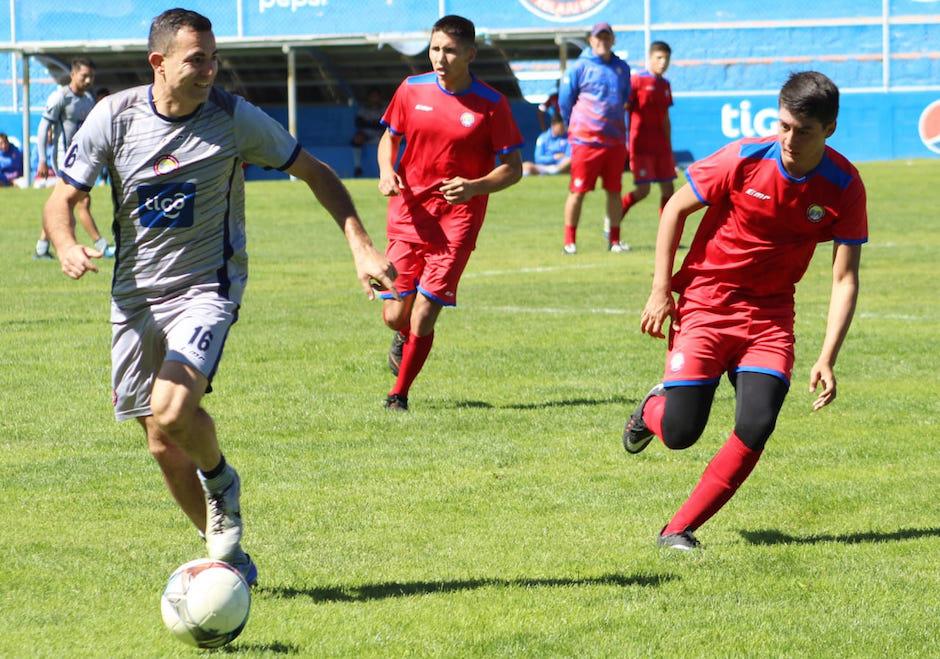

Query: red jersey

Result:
[628,72,672,155]
[381,72,523,249]
[676,136,868,310]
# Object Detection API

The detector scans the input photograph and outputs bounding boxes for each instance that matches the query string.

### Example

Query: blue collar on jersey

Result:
[148,85,204,123]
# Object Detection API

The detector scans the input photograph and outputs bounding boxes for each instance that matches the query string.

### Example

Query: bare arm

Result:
[285,149,398,299]
[439,150,523,204]
[377,129,404,197]
[640,183,705,338]
[809,242,862,410]
[43,180,102,278]
[36,117,52,176]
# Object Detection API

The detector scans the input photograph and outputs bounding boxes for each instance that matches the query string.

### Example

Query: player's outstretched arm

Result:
[640,184,703,338]
[440,150,523,204]
[809,242,861,411]
[43,180,101,279]
[286,149,398,300]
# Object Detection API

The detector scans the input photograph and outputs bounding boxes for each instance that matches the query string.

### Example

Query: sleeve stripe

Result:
[276,143,302,171]
[833,236,868,245]
[496,142,524,155]
[686,171,709,206]
[380,119,403,136]
[60,171,93,192]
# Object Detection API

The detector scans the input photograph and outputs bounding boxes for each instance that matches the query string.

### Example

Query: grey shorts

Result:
[111,291,239,421]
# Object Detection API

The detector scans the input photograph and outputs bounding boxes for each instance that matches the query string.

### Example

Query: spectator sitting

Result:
[523,115,571,176]
[0,132,24,188]
[351,87,386,177]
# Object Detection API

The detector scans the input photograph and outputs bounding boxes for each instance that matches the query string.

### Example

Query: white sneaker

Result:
[608,241,630,253]
[562,243,577,255]
[200,466,244,563]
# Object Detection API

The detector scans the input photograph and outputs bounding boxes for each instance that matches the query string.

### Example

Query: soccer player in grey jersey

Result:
[34,58,115,260]
[42,8,398,586]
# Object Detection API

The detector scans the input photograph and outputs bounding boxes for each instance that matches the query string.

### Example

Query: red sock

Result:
[642,394,666,439]
[564,225,577,245]
[390,331,434,398]
[663,432,762,535]
[621,192,637,218]
[609,225,621,244]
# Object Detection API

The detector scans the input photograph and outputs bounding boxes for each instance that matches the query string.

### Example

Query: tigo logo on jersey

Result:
[806,204,826,223]
[918,100,940,155]
[137,182,196,228]
[153,154,180,176]
[459,112,476,127]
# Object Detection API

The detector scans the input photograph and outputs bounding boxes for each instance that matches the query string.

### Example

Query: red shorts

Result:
[380,239,473,307]
[663,300,795,388]
[630,151,677,184]
[569,143,627,193]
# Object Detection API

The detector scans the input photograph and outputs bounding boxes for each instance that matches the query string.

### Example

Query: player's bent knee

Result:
[733,417,777,450]
[661,415,706,450]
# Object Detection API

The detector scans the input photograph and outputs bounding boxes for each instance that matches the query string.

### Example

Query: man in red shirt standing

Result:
[622,71,867,550]
[621,41,676,226]
[377,14,523,411]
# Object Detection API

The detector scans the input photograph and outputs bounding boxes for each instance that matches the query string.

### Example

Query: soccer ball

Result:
[160,559,251,649]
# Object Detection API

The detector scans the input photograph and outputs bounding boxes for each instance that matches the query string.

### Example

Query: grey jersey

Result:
[38,85,95,164]
[60,85,300,318]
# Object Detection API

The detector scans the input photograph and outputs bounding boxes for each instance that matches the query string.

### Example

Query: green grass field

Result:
[1,161,939,656]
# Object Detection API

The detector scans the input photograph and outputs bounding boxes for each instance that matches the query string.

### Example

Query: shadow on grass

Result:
[739,526,940,546]
[259,572,675,603]
[223,641,299,654]
[452,395,631,411]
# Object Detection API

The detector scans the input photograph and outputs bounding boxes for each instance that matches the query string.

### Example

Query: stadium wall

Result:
[1,0,939,171]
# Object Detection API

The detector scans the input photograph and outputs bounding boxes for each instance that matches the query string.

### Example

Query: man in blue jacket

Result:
[558,22,631,254]
[523,114,571,176]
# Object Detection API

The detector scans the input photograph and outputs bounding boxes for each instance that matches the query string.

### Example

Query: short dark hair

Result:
[431,15,476,47]
[148,8,213,54]
[649,41,671,55]
[779,71,839,125]
[0,132,7,140]
[71,57,95,71]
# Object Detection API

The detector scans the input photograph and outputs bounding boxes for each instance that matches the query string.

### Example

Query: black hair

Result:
[649,41,671,55]
[148,8,213,54]
[431,15,476,47]
[779,71,839,125]
[71,57,95,71]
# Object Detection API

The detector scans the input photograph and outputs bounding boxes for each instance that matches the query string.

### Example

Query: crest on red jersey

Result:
[806,204,826,223]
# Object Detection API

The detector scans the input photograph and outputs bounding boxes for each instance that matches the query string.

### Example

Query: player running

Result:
[622,71,867,550]
[558,21,631,254]
[376,14,523,411]
[33,58,115,260]
[42,8,396,584]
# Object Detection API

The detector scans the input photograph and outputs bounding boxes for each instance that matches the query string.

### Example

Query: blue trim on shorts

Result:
[663,377,721,388]
[734,366,790,387]
[418,285,456,307]
[633,176,678,184]
[206,306,240,387]
[379,288,417,300]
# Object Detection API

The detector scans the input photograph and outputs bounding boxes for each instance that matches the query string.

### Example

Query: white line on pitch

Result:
[477,305,631,316]
[464,263,607,279]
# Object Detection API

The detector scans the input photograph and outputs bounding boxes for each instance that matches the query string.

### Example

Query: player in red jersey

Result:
[620,41,676,226]
[376,14,523,411]
[621,72,867,550]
